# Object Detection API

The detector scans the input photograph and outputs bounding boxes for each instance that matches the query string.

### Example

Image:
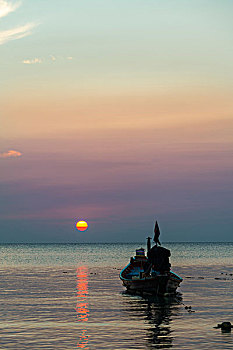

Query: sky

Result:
[1,0,233,242]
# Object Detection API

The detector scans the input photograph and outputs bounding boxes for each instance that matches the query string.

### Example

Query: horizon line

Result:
[1,241,233,244]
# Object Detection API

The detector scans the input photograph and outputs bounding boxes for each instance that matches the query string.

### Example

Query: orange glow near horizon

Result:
[76,220,88,232]
[76,266,89,349]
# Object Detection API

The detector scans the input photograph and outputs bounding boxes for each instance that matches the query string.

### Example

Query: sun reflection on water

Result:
[76,266,89,349]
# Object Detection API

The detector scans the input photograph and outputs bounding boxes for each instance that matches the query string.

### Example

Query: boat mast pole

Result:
[147,237,151,256]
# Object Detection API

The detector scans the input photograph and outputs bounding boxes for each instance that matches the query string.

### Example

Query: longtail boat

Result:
[120,222,182,295]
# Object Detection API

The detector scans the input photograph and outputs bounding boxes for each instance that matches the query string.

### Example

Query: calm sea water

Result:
[1,243,233,349]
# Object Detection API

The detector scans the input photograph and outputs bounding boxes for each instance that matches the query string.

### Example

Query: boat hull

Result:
[120,258,182,295]
[122,273,181,295]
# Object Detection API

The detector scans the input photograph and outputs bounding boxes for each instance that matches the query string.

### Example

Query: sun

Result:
[76,220,88,231]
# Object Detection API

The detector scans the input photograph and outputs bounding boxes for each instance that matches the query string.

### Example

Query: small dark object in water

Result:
[63,271,67,273]
[185,306,193,311]
[198,277,204,279]
[214,322,233,332]
[185,276,193,279]
[184,305,195,313]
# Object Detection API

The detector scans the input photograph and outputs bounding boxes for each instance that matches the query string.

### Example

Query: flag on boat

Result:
[153,221,161,245]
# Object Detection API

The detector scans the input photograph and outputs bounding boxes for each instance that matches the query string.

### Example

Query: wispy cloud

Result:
[50,54,56,62]
[23,57,42,64]
[22,55,74,64]
[0,1,38,45]
[0,150,22,158]
[0,0,20,19]
[0,22,36,45]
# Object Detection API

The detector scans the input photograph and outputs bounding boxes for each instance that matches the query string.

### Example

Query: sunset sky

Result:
[1,0,233,242]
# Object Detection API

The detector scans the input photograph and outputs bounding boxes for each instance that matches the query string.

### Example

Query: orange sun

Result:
[76,220,88,231]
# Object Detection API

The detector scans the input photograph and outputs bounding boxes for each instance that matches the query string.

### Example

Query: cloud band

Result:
[0,150,22,158]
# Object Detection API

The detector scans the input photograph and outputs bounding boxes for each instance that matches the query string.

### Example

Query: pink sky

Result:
[1,0,233,242]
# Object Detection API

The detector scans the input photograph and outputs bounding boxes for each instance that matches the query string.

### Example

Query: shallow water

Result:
[0,243,233,349]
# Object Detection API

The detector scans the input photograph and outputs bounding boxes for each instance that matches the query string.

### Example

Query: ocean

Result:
[0,243,233,349]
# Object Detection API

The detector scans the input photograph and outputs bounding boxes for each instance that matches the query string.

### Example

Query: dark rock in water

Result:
[197,277,204,279]
[214,322,233,332]
[185,306,194,312]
